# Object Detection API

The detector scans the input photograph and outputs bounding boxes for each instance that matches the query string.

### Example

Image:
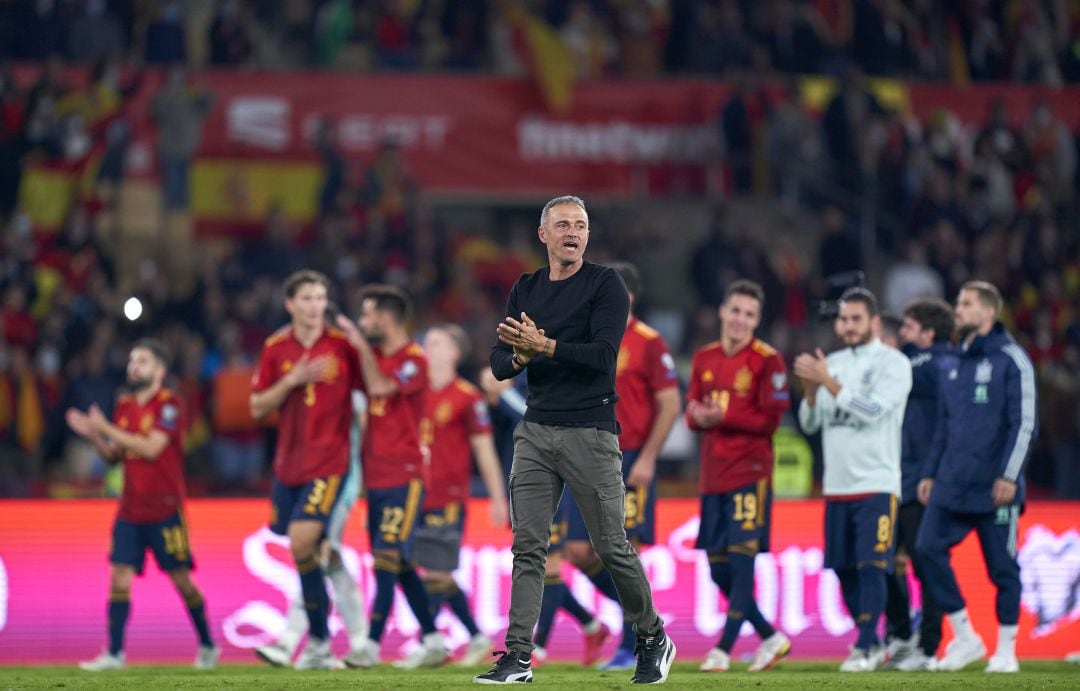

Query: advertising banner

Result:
[0,499,1076,664]
[13,66,1080,236]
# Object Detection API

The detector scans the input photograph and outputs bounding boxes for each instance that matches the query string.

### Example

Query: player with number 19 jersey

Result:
[687,339,790,495]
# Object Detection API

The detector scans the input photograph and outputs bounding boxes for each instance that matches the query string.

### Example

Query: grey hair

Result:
[539,195,587,227]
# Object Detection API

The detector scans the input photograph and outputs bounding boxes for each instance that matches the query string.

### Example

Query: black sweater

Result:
[490,262,629,428]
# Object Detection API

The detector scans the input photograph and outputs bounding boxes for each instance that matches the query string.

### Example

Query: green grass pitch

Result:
[0,662,1077,689]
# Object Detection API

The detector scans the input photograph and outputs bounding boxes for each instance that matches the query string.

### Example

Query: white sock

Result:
[327,562,369,648]
[948,609,977,641]
[278,596,308,655]
[996,625,1018,658]
[583,619,601,635]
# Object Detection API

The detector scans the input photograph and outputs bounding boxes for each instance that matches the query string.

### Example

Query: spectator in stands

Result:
[210,0,254,66]
[210,322,264,492]
[151,67,214,212]
[67,0,125,63]
[144,1,187,65]
[314,118,346,218]
[817,205,860,282]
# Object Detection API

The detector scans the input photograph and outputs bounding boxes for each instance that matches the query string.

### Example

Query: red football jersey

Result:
[687,339,790,494]
[114,388,187,524]
[421,378,492,510]
[362,340,428,490]
[616,318,679,451]
[252,326,363,486]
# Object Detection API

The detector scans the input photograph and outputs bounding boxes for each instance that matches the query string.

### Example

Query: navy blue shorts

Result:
[564,449,656,545]
[367,479,424,560]
[270,469,351,537]
[695,478,772,554]
[414,501,466,572]
[111,512,194,575]
[824,494,898,571]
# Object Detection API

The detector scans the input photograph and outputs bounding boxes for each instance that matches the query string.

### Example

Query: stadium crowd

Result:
[0,4,1078,502]
[1,0,1080,83]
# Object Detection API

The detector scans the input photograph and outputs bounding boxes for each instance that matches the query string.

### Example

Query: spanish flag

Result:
[508,3,575,113]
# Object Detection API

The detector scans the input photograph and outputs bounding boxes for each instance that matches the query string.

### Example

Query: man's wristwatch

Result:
[512,353,527,368]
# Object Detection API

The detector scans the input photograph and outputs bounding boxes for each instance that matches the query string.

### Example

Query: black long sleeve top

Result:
[491,261,629,430]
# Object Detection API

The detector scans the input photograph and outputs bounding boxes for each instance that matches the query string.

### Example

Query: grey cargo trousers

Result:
[505,421,664,653]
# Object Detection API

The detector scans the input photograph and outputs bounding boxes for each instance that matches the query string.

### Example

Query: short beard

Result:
[126,377,153,392]
[844,330,874,347]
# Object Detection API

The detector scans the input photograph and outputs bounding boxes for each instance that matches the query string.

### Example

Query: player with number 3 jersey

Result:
[251,270,365,670]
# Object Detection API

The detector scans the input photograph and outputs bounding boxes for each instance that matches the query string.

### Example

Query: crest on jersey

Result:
[702,370,714,383]
[140,413,154,432]
[396,359,419,385]
[435,401,454,424]
[734,367,752,396]
[281,360,293,373]
[159,404,179,430]
[975,359,993,384]
[322,356,339,382]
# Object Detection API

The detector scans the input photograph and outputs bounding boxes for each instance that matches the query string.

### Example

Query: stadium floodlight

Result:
[123,297,143,321]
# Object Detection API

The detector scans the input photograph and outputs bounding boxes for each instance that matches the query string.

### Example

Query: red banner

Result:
[0,498,1077,665]
[12,67,1080,235]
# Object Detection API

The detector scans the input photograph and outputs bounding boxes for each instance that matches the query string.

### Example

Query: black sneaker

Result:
[630,631,676,684]
[473,650,533,684]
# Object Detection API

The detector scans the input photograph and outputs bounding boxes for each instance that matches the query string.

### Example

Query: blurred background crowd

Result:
[1,0,1080,82]
[0,0,1078,501]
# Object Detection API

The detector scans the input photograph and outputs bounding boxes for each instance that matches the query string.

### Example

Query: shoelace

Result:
[487,650,524,671]
[633,636,661,676]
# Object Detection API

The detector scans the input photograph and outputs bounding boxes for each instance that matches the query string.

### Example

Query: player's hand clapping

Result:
[793,349,830,384]
[87,404,108,432]
[66,407,92,437]
[686,398,724,429]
